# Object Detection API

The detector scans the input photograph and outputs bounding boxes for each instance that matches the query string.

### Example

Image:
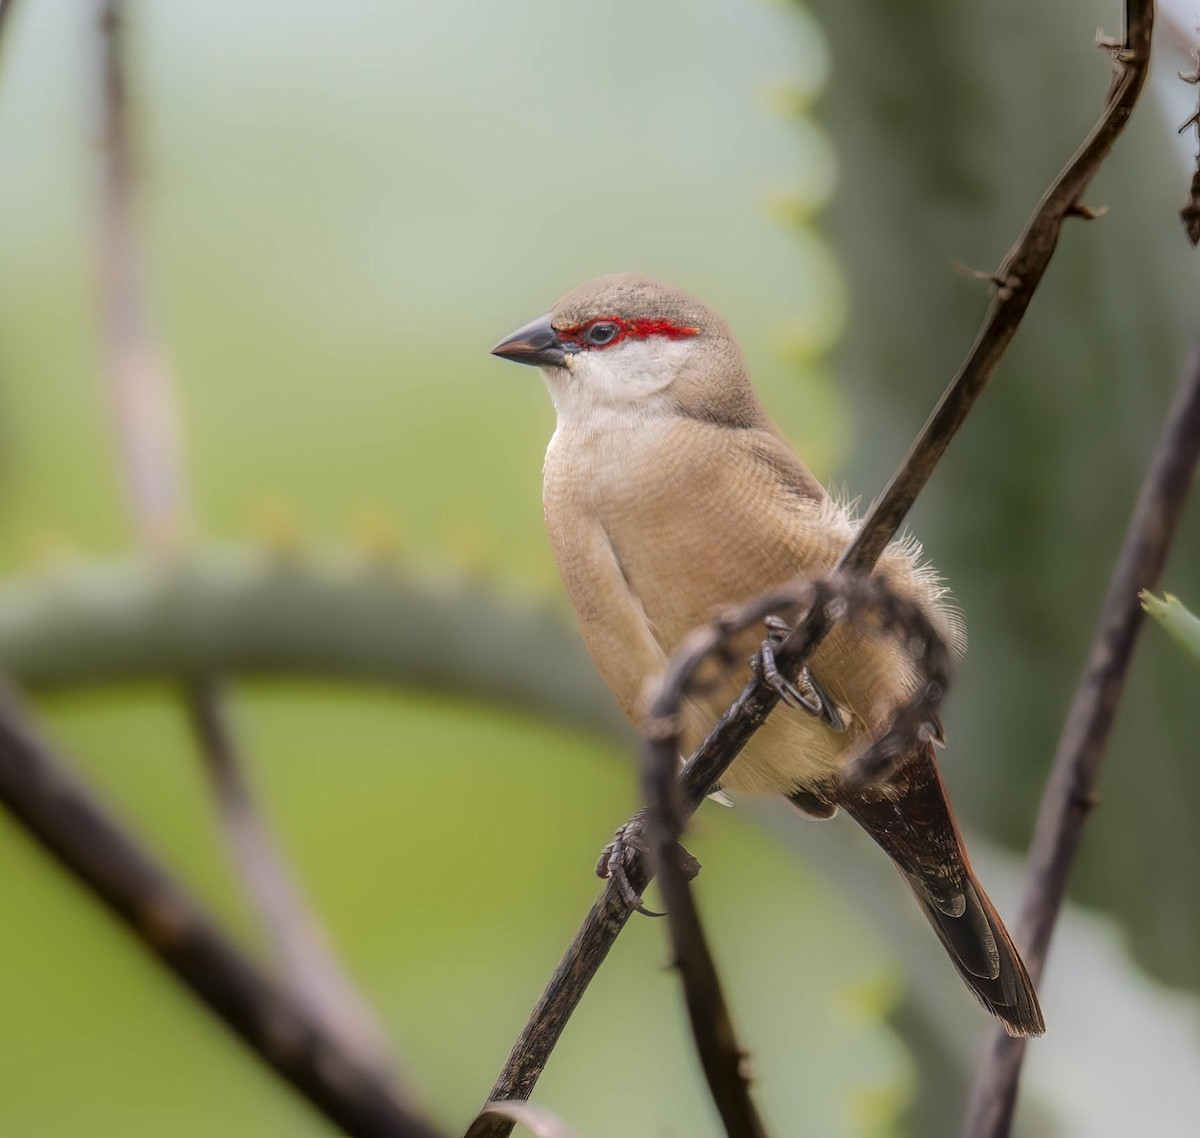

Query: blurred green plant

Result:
[0,547,910,1138]
[807,0,1200,998]
[0,0,911,1129]
[3,0,1195,1136]
[1141,591,1200,662]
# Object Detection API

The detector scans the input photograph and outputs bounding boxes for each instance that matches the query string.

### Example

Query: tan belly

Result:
[677,624,918,796]
[545,417,938,797]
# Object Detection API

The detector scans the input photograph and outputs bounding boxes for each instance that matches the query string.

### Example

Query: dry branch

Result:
[0,680,443,1138]
[1178,40,1200,243]
[97,0,187,547]
[961,343,1200,1138]
[838,0,1155,573]
[640,576,953,1138]
[466,1101,582,1138]
[95,0,392,1071]
[480,1,1156,1130]
[187,677,396,1075]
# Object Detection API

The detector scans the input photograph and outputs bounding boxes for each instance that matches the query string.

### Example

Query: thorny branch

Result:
[478,578,953,1138]
[0,0,1164,1133]
[0,681,444,1138]
[1178,48,1200,244]
[838,0,1154,573]
[481,2,1156,1132]
[961,344,1200,1138]
[95,0,392,1074]
[640,577,953,1138]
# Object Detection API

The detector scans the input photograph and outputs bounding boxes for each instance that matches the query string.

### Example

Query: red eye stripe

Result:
[556,315,700,350]
[628,318,701,340]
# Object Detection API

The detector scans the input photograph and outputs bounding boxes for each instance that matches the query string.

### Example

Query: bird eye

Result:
[585,321,619,346]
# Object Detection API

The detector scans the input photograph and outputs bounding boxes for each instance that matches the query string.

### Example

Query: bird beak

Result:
[490,313,570,368]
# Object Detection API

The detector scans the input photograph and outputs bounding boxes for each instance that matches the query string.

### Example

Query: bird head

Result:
[491,274,762,428]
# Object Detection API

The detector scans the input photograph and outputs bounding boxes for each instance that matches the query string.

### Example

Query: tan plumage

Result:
[493,273,1043,1037]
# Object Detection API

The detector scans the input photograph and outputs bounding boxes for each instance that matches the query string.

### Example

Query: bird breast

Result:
[542,412,946,794]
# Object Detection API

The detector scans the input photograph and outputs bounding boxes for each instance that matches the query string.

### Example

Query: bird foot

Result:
[756,615,847,731]
[595,812,701,916]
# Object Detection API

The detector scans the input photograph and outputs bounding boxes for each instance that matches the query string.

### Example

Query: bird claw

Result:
[596,813,700,917]
[756,616,848,731]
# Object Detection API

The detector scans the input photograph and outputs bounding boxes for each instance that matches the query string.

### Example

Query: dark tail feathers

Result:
[912,871,1044,1037]
[838,744,1045,1038]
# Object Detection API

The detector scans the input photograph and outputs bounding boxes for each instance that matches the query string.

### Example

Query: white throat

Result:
[540,337,695,430]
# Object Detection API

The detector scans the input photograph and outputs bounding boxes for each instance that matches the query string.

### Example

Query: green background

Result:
[0,1,1197,1136]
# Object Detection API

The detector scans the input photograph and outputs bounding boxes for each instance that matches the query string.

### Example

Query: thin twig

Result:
[480,878,637,1121]
[838,0,1155,574]
[481,1,1155,1127]
[0,680,444,1138]
[961,344,1200,1138]
[466,1101,582,1138]
[1178,48,1200,244]
[640,576,952,1138]
[481,579,950,1138]
[95,0,392,1071]
[642,617,786,1138]
[97,0,186,548]
[187,677,397,1075]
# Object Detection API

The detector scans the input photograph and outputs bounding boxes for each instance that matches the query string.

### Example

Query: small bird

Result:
[491,273,1044,1037]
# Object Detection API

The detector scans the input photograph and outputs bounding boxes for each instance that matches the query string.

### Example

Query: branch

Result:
[466,1101,581,1138]
[1177,40,1200,244]
[94,0,392,1070]
[0,679,443,1138]
[838,0,1155,574]
[640,577,952,1138]
[961,341,1200,1138]
[97,0,187,548]
[482,578,951,1138]
[481,0,1155,1127]
[187,677,397,1077]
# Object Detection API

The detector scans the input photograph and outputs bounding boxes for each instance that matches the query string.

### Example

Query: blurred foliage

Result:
[4,683,907,1137]
[1142,591,1200,662]
[796,2,1200,1134]
[1,0,1197,1135]
[807,0,1200,999]
[0,1,910,1136]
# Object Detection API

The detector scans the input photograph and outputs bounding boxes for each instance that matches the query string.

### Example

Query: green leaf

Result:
[1141,592,1200,663]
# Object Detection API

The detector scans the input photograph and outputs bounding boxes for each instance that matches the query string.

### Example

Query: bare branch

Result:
[94,0,393,1071]
[466,1101,582,1138]
[187,677,398,1076]
[0,679,443,1138]
[640,576,952,1138]
[838,0,1154,573]
[97,0,188,548]
[480,878,636,1126]
[1178,51,1200,243]
[482,578,951,1138]
[481,0,1155,1127]
[642,624,773,1138]
[961,343,1200,1137]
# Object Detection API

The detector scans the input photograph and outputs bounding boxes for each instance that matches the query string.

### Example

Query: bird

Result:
[491,272,1044,1038]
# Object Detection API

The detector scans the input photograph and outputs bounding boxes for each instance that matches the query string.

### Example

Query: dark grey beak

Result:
[490,313,570,368]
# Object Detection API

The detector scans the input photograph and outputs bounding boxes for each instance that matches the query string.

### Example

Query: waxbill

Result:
[491,273,1044,1038]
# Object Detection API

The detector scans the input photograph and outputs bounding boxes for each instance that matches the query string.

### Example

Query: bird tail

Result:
[838,744,1045,1038]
